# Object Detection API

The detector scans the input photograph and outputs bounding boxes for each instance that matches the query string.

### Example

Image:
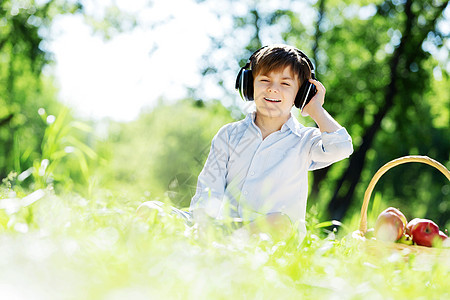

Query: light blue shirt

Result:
[190,111,353,239]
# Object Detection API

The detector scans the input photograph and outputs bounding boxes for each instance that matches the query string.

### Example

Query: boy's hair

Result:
[250,44,312,86]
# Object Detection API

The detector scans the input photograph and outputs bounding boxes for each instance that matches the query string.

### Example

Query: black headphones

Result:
[235,45,317,111]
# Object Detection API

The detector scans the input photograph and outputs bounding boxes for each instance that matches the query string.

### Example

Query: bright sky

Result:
[47,0,229,121]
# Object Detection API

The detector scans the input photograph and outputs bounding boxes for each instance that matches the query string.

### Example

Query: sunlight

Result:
[48,0,221,121]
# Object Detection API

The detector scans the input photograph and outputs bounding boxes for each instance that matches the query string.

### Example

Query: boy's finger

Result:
[309,79,323,88]
[309,79,326,94]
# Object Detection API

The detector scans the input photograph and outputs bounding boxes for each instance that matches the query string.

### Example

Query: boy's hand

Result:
[301,79,325,118]
[301,79,342,133]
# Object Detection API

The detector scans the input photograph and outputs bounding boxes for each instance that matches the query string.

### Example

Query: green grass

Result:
[0,187,449,300]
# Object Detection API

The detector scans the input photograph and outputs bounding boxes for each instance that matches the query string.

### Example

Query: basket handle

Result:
[358,155,450,235]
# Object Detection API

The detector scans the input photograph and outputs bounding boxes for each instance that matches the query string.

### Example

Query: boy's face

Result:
[253,66,300,120]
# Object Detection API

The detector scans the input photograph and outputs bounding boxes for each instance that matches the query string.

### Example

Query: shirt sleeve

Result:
[189,126,230,218]
[308,127,353,170]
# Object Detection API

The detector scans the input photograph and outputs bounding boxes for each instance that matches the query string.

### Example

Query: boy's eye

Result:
[282,82,291,86]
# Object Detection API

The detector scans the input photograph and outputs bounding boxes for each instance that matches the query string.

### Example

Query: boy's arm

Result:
[302,79,353,168]
[189,127,229,219]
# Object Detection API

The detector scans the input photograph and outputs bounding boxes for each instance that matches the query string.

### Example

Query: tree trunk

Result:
[327,0,409,221]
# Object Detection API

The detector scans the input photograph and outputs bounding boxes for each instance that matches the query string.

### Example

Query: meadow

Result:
[1,180,449,300]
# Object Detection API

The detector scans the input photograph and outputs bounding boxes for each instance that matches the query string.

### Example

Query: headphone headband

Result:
[247,45,315,73]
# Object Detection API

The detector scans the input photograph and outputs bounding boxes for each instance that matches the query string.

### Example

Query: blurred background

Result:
[1,0,449,228]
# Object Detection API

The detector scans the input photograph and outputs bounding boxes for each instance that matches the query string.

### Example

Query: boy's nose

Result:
[267,84,280,93]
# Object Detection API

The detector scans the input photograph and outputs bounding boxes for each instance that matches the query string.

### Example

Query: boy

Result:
[189,44,353,241]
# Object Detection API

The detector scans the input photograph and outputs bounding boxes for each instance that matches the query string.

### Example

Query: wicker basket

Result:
[353,155,450,256]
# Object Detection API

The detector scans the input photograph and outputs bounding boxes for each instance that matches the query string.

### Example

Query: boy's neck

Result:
[254,112,291,139]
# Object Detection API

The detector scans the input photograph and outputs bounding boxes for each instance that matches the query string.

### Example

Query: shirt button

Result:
[250,171,255,176]
[243,191,248,195]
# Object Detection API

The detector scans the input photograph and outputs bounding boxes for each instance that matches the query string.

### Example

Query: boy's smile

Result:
[264,97,281,102]
[253,66,300,121]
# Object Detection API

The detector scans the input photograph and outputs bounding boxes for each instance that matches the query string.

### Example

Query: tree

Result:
[193,0,450,225]
[327,0,449,223]
[0,0,82,179]
[0,0,136,186]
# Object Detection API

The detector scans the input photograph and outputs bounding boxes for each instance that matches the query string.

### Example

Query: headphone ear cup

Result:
[235,68,245,100]
[295,81,317,109]
[295,82,306,108]
[243,70,254,101]
[235,68,254,101]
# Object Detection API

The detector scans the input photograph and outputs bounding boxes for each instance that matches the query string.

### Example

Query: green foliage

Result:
[27,107,98,192]
[96,99,236,208]
[83,4,137,39]
[0,0,83,179]
[310,0,450,224]
[0,0,130,195]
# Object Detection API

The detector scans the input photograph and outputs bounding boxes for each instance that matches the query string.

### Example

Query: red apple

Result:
[406,218,421,236]
[374,210,405,242]
[410,219,440,247]
[384,207,408,228]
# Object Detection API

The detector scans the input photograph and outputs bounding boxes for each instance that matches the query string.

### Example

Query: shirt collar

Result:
[281,113,304,136]
[245,111,304,137]
[245,111,256,125]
